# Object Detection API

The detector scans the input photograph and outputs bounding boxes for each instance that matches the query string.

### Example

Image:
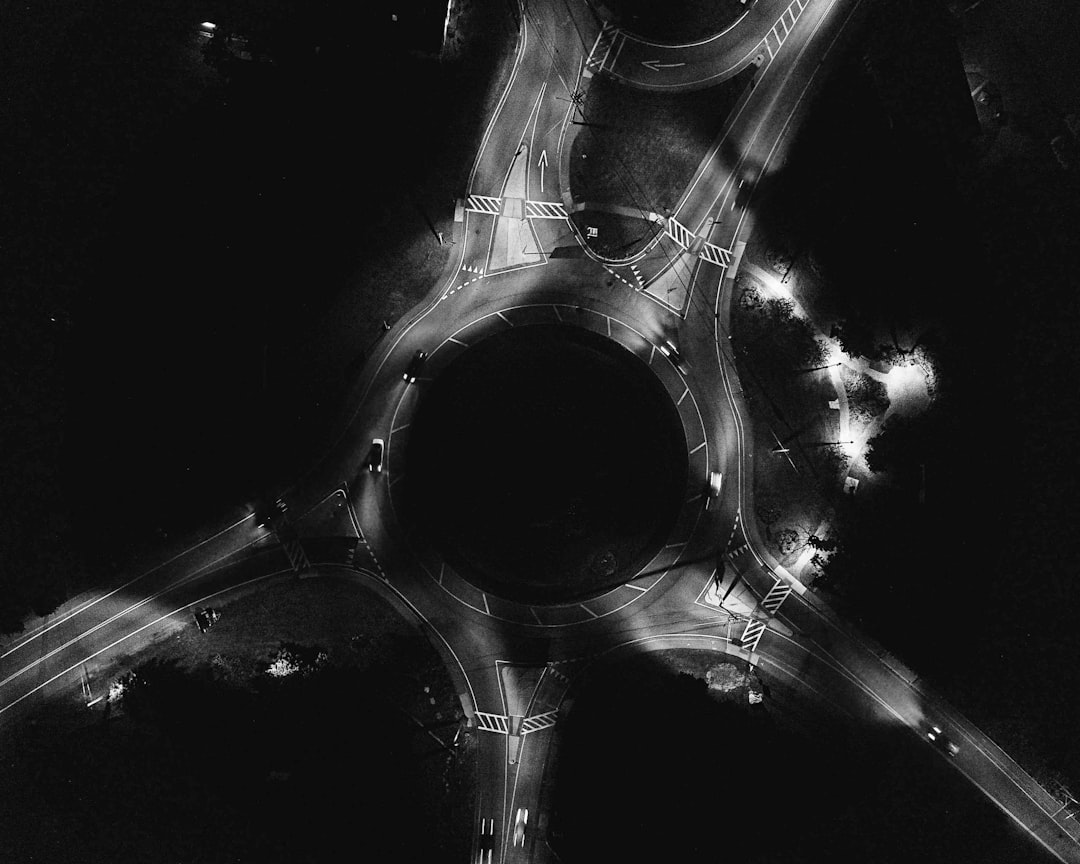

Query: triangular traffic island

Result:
[499,663,546,719]
[500,665,545,766]
[488,146,545,272]
[490,198,544,271]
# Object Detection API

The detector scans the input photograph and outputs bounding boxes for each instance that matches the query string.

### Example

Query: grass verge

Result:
[569,67,755,214]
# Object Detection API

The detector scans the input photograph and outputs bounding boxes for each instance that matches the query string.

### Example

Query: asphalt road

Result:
[2,0,1079,861]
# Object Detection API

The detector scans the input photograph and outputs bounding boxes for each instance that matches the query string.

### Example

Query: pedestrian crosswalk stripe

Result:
[525,200,568,219]
[665,216,695,250]
[761,580,792,613]
[475,711,509,734]
[740,620,766,652]
[699,241,732,267]
[466,194,502,215]
[521,711,558,734]
[585,23,618,75]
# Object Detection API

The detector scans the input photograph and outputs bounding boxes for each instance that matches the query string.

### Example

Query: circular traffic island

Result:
[402,323,687,605]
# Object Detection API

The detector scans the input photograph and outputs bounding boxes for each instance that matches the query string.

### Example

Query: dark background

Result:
[0,0,490,627]
[404,324,689,603]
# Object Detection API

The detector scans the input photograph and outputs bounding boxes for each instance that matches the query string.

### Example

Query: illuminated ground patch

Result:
[403,324,687,604]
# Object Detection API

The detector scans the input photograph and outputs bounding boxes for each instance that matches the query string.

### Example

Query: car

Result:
[926,723,960,757]
[367,438,384,473]
[659,339,689,374]
[193,607,220,633]
[403,350,427,383]
[705,471,723,509]
[512,808,528,847]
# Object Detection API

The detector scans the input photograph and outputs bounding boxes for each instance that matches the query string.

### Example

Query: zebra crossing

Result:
[761,0,808,63]
[584,23,619,77]
[268,497,310,575]
[463,195,568,220]
[475,711,510,734]
[761,579,793,614]
[740,619,767,653]
[463,192,739,279]
[699,241,732,267]
[520,710,559,734]
[525,200,569,219]
[665,216,696,250]
[473,709,559,736]
[465,194,502,215]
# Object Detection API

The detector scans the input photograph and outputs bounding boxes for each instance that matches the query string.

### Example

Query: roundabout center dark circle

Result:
[403,322,688,605]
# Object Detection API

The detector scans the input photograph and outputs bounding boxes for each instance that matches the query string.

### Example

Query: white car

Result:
[367,438,384,473]
[659,339,689,374]
[705,471,723,509]
[512,808,528,847]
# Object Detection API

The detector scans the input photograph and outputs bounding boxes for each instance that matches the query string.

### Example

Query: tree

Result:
[831,318,877,360]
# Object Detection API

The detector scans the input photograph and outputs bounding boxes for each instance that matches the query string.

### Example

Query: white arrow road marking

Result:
[641,60,686,71]
[537,149,548,192]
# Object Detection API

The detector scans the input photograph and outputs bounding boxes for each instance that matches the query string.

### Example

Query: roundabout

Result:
[385,302,714,622]
[402,322,688,605]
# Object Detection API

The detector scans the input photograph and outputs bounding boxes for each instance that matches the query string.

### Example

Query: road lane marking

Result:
[0,568,290,717]
[0,538,266,690]
[1,513,256,660]
[690,441,706,455]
